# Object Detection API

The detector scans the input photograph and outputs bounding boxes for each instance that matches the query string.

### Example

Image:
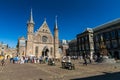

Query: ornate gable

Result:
[36,20,52,34]
[34,20,53,43]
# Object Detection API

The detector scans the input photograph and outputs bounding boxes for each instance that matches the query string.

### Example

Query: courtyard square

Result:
[0,60,120,80]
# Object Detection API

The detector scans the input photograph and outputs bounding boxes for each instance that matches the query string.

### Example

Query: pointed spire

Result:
[55,15,58,29]
[42,17,47,25]
[28,8,35,24]
[43,17,47,23]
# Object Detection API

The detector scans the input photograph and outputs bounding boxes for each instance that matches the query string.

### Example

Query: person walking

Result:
[82,53,87,66]
[87,54,92,64]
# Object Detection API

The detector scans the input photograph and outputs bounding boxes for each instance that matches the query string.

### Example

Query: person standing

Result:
[39,56,43,64]
[1,58,5,66]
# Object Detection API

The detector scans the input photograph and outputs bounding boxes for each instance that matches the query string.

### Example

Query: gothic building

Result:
[17,9,60,58]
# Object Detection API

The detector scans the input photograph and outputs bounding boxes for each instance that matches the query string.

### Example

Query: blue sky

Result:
[0,0,120,48]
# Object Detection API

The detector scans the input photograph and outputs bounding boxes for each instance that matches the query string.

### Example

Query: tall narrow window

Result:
[118,29,120,38]
[106,41,111,49]
[35,46,38,55]
[82,37,84,42]
[111,31,116,39]
[94,36,97,42]
[105,32,110,40]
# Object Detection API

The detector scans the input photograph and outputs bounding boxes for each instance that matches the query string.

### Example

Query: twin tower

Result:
[19,9,60,58]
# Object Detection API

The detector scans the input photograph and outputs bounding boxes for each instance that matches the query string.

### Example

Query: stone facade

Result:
[68,39,77,56]
[77,28,94,59]
[77,18,120,60]
[93,19,120,59]
[17,9,60,58]
[59,40,69,56]
[0,42,8,56]
[17,37,26,57]
[0,42,17,59]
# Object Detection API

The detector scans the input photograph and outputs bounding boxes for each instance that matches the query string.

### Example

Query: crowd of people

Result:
[0,53,96,67]
[9,55,55,64]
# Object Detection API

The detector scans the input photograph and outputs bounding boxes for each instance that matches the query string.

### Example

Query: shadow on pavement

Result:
[71,72,120,80]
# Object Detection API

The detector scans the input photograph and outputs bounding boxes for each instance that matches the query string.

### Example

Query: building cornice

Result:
[93,18,120,31]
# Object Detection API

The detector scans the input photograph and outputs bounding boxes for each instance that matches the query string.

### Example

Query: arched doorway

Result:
[42,46,49,57]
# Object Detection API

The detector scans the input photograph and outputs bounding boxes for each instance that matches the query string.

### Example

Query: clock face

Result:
[42,36,48,42]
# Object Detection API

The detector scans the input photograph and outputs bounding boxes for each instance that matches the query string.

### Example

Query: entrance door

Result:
[42,46,49,57]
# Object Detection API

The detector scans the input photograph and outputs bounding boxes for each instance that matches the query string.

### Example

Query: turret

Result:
[26,9,35,56]
[27,9,34,34]
[54,16,60,58]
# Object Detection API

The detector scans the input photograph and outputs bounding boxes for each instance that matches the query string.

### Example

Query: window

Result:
[112,40,117,48]
[94,36,97,42]
[82,37,84,42]
[42,36,48,42]
[96,35,99,42]
[82,44,85,50]
[85,36,87,41]
[35,46,38,55]
[118,29,120,38]
[85,43,89,50]
[106,41,111,49]
[111,31,116,39]
[79,45,81,50]
[105,32,110,40]
[99,34,104,41]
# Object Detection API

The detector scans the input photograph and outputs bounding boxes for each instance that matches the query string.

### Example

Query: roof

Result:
[69,39,77,44]
[93,18,120,31]
[19,36,25,40]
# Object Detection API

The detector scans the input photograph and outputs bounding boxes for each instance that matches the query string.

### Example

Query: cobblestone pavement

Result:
[0,60,120,80]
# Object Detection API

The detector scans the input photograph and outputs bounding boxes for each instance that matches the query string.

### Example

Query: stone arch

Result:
[42,46,49,57]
